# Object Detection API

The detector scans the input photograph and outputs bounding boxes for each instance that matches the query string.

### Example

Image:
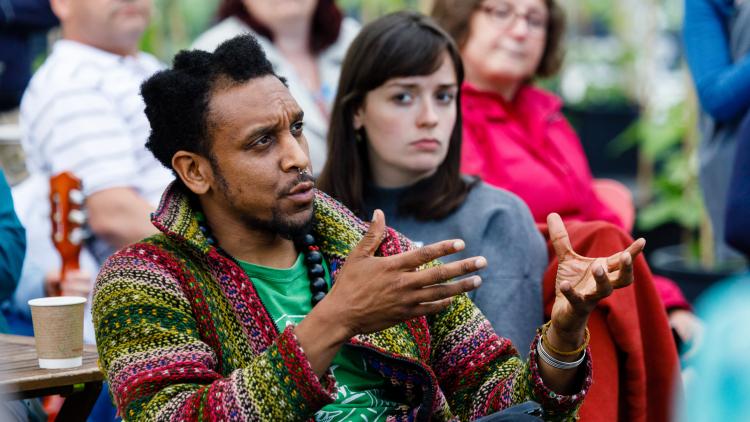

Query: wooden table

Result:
[0,333,104,421]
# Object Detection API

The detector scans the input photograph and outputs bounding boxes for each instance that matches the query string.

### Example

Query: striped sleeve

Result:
[92,242,337,421]
[428,293,591,421]
[27,88,141,197]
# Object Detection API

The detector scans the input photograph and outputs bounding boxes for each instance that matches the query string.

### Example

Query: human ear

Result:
[50,0,70,20]
[172,151,213,195]
[352,102,365,131]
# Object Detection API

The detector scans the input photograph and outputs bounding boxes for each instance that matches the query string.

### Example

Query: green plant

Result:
[337,0,424,22]
[140,0,220,60]
[614,90,715,267]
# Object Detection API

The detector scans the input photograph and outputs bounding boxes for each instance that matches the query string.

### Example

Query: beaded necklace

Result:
[195,214,329,308]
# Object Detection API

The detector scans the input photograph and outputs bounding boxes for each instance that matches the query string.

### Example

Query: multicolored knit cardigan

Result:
[93,182,591,421]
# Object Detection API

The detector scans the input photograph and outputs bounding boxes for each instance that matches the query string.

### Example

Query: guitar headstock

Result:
[50,172,85,282]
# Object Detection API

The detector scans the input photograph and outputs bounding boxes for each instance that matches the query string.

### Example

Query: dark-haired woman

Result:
[318,11,547,352]
[192,0,359,174]
[431,0,630,231]
[321,9,680,422]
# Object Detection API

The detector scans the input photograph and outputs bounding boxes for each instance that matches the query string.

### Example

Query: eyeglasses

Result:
[477,2,548,34]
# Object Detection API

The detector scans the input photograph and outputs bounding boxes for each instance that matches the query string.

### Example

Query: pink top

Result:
[461,82,691,311]
[460,82,623,227]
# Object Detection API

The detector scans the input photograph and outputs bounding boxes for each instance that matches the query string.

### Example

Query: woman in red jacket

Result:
[435,0,624,229]
[431,0,694,315]
[432,1,691,420]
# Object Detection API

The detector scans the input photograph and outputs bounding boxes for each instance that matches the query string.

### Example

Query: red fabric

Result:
[538,221,681,422]
[461,83,623,227]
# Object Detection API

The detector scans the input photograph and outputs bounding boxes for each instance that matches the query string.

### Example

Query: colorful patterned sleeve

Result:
[92,243,337,421]
[427,293,592,422]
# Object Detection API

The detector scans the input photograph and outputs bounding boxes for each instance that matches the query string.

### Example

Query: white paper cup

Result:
[28,296,86,369]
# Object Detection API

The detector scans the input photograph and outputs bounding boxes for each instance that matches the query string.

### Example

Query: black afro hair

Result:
[141,34,279,173]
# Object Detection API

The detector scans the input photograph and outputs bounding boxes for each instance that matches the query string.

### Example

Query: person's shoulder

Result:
[459,181,539,229]
[338,17,362,43]
[93,235,192,316]
[20,74,97,138]
[192,17,252,52]
[25,52,96,96]
[22,43,116,108]
[459,182,545,252]
[312,189,418,258]
[460,82,509,121]
[136,51,166,73]
[466,181,531,214]
[692,0,735,18]
[523,85,558,98]
[97,234,189,286]
[101,234,181,269]
[520,85,563,111]
[318,17,361,62]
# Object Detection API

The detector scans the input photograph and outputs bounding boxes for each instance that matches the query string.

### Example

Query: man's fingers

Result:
[592,262,614,299]
[410,298,454,317]
[559,280,586,309]
[605,238,645,270]
[611,252,634,289]
[547,213,573,261]
[392,239,467,270]
[412,276,482,303]
[627,238,646,259]
[351,209,386,258]
[406,257,487,287]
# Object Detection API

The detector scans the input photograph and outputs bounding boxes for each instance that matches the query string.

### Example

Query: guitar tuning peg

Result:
[68,209,87,225]
[70,227,86,245]
[69,189,85,205]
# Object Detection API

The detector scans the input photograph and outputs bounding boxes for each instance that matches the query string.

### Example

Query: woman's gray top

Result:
[363,181,548,351]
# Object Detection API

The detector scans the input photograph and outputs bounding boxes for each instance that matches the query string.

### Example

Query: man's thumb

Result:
[353,209,386,258]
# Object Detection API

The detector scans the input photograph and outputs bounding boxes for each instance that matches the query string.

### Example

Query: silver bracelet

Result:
[537,336,586,370]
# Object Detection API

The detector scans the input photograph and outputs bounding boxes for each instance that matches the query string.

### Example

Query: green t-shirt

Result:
[238,254,401,421]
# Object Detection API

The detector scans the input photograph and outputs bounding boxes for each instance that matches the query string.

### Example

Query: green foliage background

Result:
[141,0,422,60]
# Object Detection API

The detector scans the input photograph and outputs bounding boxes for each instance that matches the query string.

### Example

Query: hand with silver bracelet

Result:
[536,213,645,394]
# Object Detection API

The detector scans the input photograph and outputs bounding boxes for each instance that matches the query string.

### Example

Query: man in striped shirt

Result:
[19,0,173,264]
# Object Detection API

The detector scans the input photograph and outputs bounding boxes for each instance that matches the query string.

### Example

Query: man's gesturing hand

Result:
[295,210,486,377]
[327,209,487,338]
[534,214,646,394]
[547,213,645,346]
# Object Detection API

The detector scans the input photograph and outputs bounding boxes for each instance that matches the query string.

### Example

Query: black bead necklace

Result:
[195,212,329,307]
[295,233,328,306]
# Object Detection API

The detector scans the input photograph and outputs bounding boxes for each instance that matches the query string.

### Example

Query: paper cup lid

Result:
[28,296,87,307]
